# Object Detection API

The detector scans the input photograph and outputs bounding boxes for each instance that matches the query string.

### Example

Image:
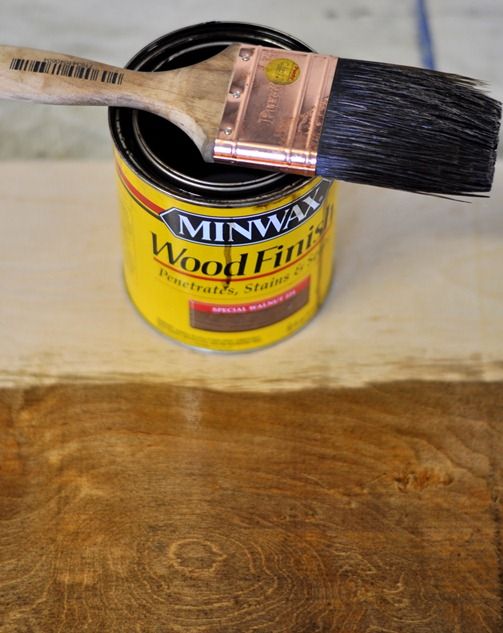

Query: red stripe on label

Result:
[116,162,165,214]
[190,277,310,314]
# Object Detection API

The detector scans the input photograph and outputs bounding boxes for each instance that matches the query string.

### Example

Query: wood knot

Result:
[167,538,226,576]
[395,467,454,493]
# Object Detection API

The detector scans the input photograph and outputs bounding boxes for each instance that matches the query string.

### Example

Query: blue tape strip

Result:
[416,0,436,70]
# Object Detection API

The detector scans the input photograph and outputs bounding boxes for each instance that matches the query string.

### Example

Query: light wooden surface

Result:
[0,161,502,391]
[0,162,502,632]
[429,0,503,104]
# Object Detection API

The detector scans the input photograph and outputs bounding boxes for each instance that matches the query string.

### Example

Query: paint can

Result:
[109,22,337,352]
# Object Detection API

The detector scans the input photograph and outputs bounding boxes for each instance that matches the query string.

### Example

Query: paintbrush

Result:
[0,43,500,195]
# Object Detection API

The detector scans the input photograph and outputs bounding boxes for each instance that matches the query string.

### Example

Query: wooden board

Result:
[0,162,502,391]
[0,162,502,631]
[1,381,502,632]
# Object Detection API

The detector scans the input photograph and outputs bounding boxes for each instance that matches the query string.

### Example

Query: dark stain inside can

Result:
[109,22,313,203]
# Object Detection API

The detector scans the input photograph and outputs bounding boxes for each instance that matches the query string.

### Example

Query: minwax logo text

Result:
[159,181,330,246]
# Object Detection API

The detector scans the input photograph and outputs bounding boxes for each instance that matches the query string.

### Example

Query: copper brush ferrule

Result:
[213,46,338,177]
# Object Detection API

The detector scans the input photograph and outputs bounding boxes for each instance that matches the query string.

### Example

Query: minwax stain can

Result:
[109,22,337,352]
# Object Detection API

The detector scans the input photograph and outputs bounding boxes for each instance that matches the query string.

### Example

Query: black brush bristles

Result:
[316,58,502,195]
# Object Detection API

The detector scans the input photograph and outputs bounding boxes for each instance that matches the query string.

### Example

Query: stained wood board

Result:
[0,162,502,632]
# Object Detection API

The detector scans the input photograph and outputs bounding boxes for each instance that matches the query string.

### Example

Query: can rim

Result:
[108,21,317,208]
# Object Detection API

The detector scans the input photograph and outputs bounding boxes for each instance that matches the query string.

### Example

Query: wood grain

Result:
[1,380,502,632]
[0,161,502,632]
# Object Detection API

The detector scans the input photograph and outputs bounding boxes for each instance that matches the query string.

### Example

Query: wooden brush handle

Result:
[0,44,240,155]
[0,46,145,106]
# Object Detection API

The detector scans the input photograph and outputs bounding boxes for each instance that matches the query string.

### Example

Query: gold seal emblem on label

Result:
[265,58,301,85]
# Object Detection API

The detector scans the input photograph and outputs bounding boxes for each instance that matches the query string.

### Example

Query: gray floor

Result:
[0,0,501,158]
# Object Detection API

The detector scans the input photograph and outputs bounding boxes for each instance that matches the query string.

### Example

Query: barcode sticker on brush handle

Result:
[9,57,124,85]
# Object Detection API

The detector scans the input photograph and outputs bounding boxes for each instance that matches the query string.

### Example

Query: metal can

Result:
[109,22,337,352]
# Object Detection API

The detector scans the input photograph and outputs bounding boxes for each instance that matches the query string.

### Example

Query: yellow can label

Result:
[115,155,337,352]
